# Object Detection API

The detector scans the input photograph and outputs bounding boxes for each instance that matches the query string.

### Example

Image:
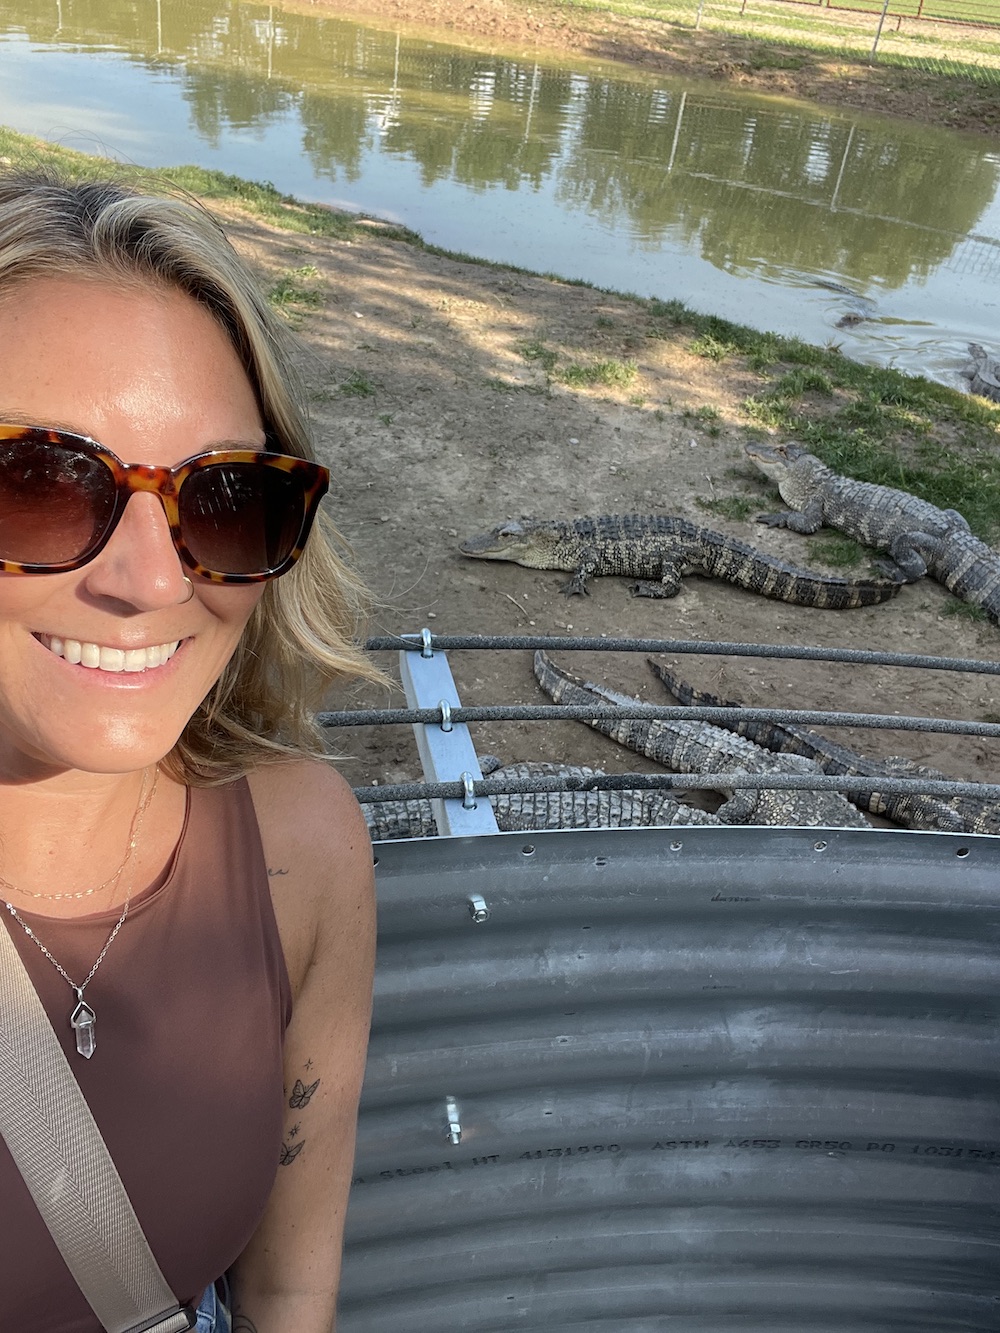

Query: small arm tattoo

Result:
[289,1077,320,1108]
[233,1318,259,1333]
[279,1139,305,1165]
[288,1121,301,1138]
[267,866,288,877]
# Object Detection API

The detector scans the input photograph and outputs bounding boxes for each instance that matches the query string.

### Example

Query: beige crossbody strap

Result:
[0,921,195,1333]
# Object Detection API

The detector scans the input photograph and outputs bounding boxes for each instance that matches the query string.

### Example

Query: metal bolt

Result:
[469,894,490,923]
[814,840,828,852]
[445,1095,462,1145]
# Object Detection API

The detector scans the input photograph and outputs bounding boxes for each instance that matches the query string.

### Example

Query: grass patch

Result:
[516,339,559,373]
[339,369,377,398]
[558,358,638,388]
[690,333,739,362]
[942,599,989,622]
[696,495,757,522]
[268,265,322,317]
[807,534,868,569]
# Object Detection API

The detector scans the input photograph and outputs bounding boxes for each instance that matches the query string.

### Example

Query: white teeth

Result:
[40,636,180,673]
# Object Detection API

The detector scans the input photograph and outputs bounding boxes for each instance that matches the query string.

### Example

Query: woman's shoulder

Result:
[245,759,374,992]
[245,756,366,834]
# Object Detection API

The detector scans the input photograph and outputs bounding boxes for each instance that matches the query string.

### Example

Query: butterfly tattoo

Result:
[279,1140,305,1166]
[289,1077,320,1109]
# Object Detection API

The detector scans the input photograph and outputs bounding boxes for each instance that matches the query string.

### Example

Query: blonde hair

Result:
[0,165,382,784]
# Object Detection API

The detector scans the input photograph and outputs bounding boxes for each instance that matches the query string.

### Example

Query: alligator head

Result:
[459,518,560,567]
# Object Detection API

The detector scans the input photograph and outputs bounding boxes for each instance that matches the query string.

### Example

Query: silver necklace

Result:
[2,767,158,1059]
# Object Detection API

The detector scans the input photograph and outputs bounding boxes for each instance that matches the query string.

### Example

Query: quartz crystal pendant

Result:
[70,991,97,1059]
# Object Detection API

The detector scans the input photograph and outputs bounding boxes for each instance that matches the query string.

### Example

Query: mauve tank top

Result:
[0,778,292,1332]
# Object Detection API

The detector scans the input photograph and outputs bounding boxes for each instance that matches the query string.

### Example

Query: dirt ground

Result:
[220,209,1000,803]
[322,0,1000,136]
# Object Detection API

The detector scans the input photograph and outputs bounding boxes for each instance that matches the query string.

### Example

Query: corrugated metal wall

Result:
[339,826,1000,1331]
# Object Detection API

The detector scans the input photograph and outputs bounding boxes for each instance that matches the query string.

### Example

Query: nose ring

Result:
[180,576,194,604]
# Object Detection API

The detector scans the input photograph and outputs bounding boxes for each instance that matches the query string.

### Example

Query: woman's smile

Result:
[33,633,184,672]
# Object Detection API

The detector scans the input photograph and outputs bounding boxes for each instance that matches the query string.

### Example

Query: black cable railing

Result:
[331,634,1000,815]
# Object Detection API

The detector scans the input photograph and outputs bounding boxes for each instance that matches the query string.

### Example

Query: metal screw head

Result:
[469,894,490,923]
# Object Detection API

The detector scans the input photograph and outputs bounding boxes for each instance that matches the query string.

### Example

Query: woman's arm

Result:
[234,762,376,1333]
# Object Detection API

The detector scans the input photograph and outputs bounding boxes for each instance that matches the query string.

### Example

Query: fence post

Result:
[869,0,892,60]
[695,0,706,29]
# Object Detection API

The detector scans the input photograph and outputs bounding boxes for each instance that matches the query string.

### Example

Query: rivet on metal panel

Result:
[445,1095,462,1145]
[521,844,535,857]
[438,699,454,732]
[461,771,477,809]
[670,841,682,852]
[420,626,434,658]
[468,894,490,923]
[814,840,828,851]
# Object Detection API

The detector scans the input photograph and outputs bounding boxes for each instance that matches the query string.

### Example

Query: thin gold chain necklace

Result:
[1,766,158,1059]
[0,765,157,903]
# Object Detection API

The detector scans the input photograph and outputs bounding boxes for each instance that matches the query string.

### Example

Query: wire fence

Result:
[678,0,1000,80]
[331,633,1000,817]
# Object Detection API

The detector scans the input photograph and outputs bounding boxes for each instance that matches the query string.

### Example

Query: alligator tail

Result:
[699,533,901,608]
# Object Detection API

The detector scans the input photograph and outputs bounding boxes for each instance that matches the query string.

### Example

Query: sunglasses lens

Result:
[179,462,305,575]
[0,438,115,565]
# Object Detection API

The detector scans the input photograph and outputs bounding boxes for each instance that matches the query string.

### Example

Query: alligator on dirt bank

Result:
[534,652,870,829]
[460,514,902,609]
[961,344,1000,404]
[747,440,1000,624]
[646,660,998,834]
[363,758,721,840]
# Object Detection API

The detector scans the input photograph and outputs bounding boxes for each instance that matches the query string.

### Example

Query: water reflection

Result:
[2,0,998,377]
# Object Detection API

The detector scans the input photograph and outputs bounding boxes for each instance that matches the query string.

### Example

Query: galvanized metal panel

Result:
[339,826,1000,1331]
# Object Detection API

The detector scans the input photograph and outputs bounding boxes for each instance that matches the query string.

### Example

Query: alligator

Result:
[646,660,972,833]
[814,278,878,330]
[747,440,1000,623]
[960,344,1000,405]
[460,514,902,609]
[362,759,722,841]
[533,652,871,829]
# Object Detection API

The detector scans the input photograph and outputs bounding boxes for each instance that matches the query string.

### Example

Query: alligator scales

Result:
[460,514,901,608]
[534,652,870,829]
[646,661,976,833]
[747,441,1000,624]
[363,760,721,840]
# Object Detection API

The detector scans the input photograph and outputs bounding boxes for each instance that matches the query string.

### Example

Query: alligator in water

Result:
[645,660,974,833]
[533,652,870,829]
[747,440,1000,623]
[460,514,902,609]
[814,278,878,330]
[960,344,1000,404]
[362,758,721,840]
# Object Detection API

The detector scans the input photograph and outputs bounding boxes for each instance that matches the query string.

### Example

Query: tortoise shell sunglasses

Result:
[0,424,329,583]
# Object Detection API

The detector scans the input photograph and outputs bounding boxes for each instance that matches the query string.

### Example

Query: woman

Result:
[0,168,380,1332]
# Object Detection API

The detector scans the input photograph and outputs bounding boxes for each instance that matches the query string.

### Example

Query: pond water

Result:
[2,0,999,388]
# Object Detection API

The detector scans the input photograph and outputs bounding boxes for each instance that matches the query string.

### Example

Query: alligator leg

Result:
[631,568,683,599]
[756,502,824,534]
[561,553,599,595]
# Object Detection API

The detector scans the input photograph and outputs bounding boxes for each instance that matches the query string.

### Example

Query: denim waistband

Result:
[195,1276,232,1333]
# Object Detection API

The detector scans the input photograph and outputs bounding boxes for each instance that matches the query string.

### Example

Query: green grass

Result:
[268,265,323,317]
[558,358,638,388]
[516,339,559,373]
[696,495,758,522]
[807,534,868,569]
[942,598,989,622]
[339,369,378,398]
